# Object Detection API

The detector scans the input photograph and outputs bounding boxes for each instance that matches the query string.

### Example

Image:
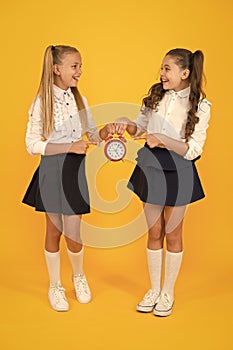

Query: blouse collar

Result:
[53,84,72,98]
[166,86,190,98]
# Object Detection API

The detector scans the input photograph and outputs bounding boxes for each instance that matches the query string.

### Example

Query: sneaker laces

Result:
[50,284,67,302]
[73,274,89,295]
[159,293,173,307]
[142,289,159,305]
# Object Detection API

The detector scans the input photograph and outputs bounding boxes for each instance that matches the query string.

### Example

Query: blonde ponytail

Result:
[38,45,54,137]
[34,45,88,138]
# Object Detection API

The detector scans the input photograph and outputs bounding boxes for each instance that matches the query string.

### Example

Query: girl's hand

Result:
[114,117,131,135]
[99,123,116,140]
[69,140,97,154]
[133,134,165,148]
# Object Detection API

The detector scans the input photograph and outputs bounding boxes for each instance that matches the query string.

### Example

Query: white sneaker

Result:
[73,273,92,304]
[48,283,69,312]
[153,292,174,317]
[136,289,161,313]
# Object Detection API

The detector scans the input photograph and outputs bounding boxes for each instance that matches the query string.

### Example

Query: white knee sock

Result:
[44,250,61,287]
[162,250,183,299]
[67,246,84,276]
[147,248,163,294]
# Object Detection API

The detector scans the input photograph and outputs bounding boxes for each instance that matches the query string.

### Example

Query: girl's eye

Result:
[161,67,170,72]
[72,65,77,68]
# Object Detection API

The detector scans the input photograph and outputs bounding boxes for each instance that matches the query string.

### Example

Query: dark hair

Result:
[142,48,206,139]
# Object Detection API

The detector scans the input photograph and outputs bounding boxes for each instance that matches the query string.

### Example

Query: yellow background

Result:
[1,0,232,349]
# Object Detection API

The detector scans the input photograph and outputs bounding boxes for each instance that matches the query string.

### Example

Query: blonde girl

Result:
[23,45,111,311]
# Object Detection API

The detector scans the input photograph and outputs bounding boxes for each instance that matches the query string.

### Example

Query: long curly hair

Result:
[142,48,206,139]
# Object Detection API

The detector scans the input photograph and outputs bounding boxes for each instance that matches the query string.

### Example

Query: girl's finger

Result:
[108,124,115,134]
[114,124,120,133]
[132,136,147,140]
[112,126,117,134]
[117,125,125,135]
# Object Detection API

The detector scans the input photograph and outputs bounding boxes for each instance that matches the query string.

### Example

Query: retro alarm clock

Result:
[104,135,127,161]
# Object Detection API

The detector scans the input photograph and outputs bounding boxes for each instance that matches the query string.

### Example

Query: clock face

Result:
[104,139,126,161]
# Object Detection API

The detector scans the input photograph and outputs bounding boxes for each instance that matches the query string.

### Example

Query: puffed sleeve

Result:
[184,99,211,160]
[133,109,150,136]
[26,96,49,156]
[82,96,102,142]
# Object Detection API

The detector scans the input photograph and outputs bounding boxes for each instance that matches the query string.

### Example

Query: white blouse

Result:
[26,84,101,155]
[133,86,211,160]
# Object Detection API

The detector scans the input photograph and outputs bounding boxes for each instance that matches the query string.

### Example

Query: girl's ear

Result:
[181,68,190,80]
[53,64,60,75]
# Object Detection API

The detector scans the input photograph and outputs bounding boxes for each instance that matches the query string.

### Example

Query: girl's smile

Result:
[53,52,82,90]
[160,55,190,92]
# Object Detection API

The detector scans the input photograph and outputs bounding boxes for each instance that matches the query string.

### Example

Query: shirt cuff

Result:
[87,130,102,142]
[133,125,145,137]
[31,140,49,155]
[184,139,202,160]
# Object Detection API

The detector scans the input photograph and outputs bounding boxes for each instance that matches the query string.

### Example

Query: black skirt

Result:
[127,144,205,207]
[22,153,90,215]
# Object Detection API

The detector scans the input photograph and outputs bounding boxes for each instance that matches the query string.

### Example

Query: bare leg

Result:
[45,213,63,252]
[164,205,186,252]
[63,214,83,253]
[143,203,165,250]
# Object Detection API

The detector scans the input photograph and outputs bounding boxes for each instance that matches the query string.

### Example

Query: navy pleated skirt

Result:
[22,153,90,215]
[127,144,205,207]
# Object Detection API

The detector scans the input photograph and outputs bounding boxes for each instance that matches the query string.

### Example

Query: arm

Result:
[99,123,116,140]
[44,141,92,155]
[183,100,211,160]
[134,100,211,159]
[114,117,137,136]
[26,96,94,156]
[133,133,188,156]
[99,118,138,139]
[26,96,49,155]
[114,110,149,136]
[153,134,189,156]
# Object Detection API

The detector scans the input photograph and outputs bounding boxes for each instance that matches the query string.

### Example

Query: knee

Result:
[165,231,182,250]
[65,236,82,252]
[47,227,62,240]
[46,214,63,238]
[148,224,164,242]
[166,232,178,244]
